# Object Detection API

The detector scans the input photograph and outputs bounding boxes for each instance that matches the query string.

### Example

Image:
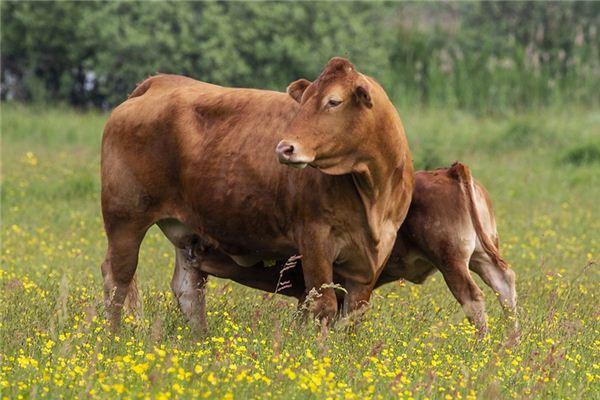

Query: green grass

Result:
[1,103,599,399]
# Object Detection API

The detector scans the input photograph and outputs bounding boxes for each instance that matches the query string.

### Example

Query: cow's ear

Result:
[287,79,312,103]
[354,85,373,109]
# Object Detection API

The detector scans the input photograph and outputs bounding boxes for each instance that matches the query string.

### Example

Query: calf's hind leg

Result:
[470,253,518,330]
[438,259,488,337]
[101,221,148,331]
[171,248,209,335]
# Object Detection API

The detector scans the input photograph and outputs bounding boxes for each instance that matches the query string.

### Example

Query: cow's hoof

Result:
[310,297,338,324]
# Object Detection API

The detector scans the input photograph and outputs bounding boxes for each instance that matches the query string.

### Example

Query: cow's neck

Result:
[351,112,412,249]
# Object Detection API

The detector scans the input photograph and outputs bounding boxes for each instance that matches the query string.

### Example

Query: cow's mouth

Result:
[276,140,315,168]
[284,161,308,169]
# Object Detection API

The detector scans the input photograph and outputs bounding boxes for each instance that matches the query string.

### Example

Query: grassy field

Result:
[1,103,599,399]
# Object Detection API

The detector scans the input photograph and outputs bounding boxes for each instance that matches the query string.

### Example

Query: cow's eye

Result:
[327,98,342,108]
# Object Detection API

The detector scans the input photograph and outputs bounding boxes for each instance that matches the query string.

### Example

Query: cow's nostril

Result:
[276,141,299,162]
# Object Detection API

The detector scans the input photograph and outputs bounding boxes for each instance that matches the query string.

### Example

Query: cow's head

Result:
[277,57,399,175]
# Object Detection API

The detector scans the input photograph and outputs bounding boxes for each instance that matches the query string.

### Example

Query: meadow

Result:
[1,103,599,399]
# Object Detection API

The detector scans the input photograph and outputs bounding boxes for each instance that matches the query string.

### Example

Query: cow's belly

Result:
[173,147,306,257]
[158,217,295,267]
[190,210,296,258]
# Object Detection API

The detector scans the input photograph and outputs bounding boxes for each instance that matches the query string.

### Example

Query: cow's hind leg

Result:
[470,253,518,330]
[438,259,488,337]
[171,248,209,335]
[101,221,148,331]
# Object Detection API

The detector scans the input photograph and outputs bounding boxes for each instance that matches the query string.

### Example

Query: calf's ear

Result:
[354,85,373,109]
[286,79,312,103]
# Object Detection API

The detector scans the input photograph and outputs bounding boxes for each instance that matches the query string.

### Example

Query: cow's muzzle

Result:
[276,140,315,169]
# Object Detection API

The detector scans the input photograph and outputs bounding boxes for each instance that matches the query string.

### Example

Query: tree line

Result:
[2,1,598,111]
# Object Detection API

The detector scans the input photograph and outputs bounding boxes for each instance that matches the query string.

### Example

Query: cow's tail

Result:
[125,273,142,318]
[128,76,157,99]
[452,162,509,270]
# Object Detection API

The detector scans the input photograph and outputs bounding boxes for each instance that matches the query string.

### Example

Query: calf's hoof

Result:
[189,321,208,337]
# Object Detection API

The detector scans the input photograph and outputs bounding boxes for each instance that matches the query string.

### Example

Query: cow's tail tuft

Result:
[128,76,155,99]
[125,273,142,318]
[451,162,509,270]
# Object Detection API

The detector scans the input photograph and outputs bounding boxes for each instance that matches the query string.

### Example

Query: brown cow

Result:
[275,58,414,315]
[100,57,413,333]
[201,163,517,336]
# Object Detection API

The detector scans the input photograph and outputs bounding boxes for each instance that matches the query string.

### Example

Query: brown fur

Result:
[202,163,517,335]
[100,57,413,331]
[275,58,414,315]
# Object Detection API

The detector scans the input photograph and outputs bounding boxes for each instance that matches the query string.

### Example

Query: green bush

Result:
[1,2,599,111]
[561,142,600,166]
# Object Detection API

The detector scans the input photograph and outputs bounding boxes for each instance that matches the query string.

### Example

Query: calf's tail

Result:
[451,162,509,270]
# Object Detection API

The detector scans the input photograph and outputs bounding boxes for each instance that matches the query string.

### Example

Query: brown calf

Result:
[198,163,517,335]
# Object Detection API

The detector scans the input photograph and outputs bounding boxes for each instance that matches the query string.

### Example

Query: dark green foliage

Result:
[497,120,544,149]
[412,142,445,171]
[561,142,600,166]
[1,1,599,110]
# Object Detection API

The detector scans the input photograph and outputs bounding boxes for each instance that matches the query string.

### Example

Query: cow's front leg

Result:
[343,280,374,317]
[299,241,337,324]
